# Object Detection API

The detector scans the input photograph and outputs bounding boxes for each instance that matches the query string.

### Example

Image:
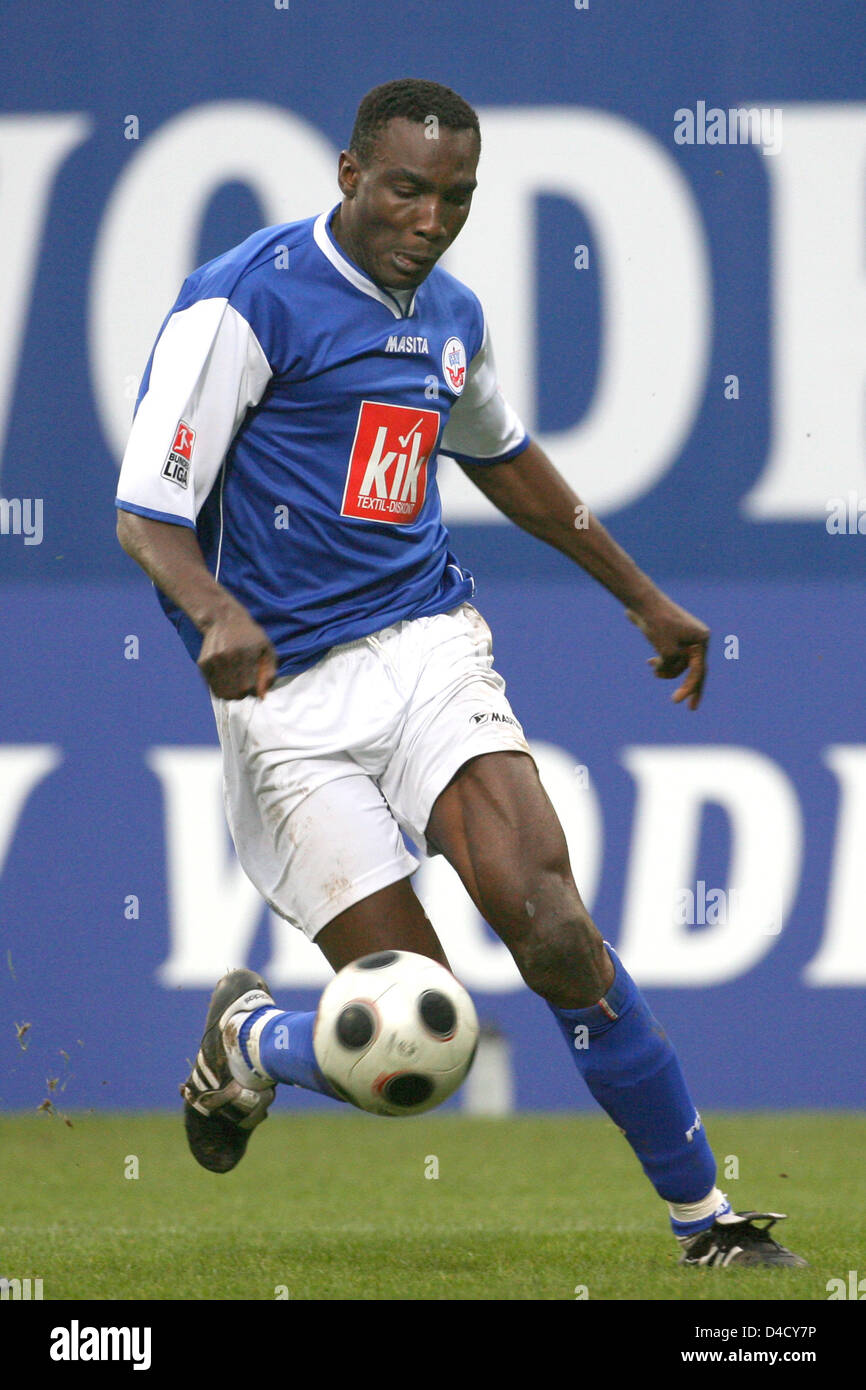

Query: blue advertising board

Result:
[1,0,864,1112]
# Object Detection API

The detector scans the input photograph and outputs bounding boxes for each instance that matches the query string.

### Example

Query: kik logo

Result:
[341,401,439,524]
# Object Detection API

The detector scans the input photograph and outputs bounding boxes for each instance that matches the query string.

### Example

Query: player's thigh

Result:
[218,732,430,945]
[274,777,447,965]
[426,747,582,924]
[429,750,612,1007]
[379,601,533,859]
[248,768,450,970]
[315,878,450,972]
[213,654,449,971]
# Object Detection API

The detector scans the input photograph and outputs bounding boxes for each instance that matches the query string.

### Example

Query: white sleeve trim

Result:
[115,298,273,524]
[439,316,528,462]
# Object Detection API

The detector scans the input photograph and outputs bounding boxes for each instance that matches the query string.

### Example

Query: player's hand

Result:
[625,597,709,711]
[197,607,277,700]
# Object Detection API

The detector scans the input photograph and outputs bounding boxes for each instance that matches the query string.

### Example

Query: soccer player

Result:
[116,79,804,1269]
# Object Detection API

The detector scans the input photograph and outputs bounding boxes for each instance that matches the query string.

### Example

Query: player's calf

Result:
[545,942,807,1267]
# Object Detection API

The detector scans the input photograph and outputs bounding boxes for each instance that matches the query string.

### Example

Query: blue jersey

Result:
[115,205,528,675]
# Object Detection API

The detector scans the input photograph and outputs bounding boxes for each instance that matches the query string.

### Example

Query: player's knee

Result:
[482,865,608,1006]
[515,916,609,1006]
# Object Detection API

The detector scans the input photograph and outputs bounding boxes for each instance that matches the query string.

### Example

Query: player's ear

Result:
[337,150,361,199]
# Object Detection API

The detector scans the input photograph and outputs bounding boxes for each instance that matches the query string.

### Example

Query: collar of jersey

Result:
[313,205,419,321]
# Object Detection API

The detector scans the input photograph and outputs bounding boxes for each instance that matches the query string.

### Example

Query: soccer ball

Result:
[313,950,479,1116]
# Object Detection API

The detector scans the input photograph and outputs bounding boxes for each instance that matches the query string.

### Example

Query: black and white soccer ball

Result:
[313,950,479,1116]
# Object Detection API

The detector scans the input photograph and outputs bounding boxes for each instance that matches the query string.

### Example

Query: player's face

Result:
[334,117,479,289]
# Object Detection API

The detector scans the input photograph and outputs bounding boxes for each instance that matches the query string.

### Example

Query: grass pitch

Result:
[0,1111,861,1301]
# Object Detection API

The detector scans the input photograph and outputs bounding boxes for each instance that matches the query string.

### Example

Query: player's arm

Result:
[116,510,276,699]
[114,295,277,700]
[458,438,709,710]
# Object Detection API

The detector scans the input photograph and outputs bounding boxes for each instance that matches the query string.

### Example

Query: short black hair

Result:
[348,78,480,165]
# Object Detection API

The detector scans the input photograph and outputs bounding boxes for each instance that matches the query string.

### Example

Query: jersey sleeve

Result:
[438,317,529,465]
[115,297,273,528]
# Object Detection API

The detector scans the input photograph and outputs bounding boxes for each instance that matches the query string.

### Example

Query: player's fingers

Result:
[199,646,271,700]
[200,662,250,700]
[671,646,707,709]
[255,647,277,700]
[649,651,689,679]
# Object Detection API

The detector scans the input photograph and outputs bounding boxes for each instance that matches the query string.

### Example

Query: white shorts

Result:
[211,601,532,940]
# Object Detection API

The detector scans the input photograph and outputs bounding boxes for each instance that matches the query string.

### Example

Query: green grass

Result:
[0,1111,861,1300]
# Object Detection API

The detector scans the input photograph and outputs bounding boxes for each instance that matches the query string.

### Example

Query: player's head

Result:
[334,78,481,291]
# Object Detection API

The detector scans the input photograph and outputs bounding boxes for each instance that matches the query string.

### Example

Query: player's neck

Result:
[330,205,378,286]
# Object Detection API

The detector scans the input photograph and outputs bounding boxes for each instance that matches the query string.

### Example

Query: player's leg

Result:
[428,750,611,1006]
[314,876,449,971]
[424,747,804,1264]
[181,878,444,1173]
[181,730,457,1172]
[425,748,720,1202]
[381,603,803,1263]
[231,873,451,1107]
[385,606,715,1211]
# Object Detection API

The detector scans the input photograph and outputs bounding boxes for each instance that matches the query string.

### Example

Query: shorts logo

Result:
[442,336,467,394]
[341,401,440,525]
[161,421,195,489]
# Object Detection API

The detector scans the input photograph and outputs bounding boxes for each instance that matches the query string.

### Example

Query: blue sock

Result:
[239,1008,342,1100]
[548,944,717,1214]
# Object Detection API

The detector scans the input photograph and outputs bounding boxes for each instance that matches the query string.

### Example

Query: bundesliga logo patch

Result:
[442,336,466,394]
[341,401,440,525]
[161,421,195,489]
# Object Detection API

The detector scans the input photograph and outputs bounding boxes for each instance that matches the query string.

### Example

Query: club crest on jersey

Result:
[161,421,194,489]
[341,401,440,525]
[442,336,466,394]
